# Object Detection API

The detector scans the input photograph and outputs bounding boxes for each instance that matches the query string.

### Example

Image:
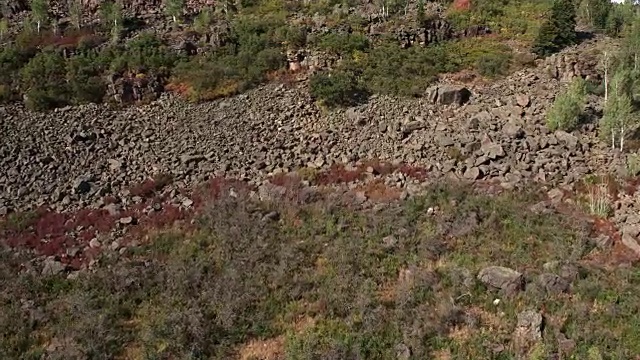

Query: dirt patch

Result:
[237,336,285,360]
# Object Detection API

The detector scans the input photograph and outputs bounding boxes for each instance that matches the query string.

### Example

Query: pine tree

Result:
[620,15,640,71]
[164,0,184,24]
[533,0,577,56]
[29,0,48,33]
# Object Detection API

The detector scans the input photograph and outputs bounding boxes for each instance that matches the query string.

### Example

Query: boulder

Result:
[426,85,472,106]
[437,85,472,106]
[478,266,524,293]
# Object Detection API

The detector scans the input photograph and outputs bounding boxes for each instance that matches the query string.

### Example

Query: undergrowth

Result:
[2,183,639,359]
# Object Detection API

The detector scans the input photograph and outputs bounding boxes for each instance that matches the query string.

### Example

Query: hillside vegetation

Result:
[0,0,636,110]
[3,0,640,359]
[3,182,640,359]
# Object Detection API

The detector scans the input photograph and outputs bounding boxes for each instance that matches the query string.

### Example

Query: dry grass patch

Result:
[237,336,285,360]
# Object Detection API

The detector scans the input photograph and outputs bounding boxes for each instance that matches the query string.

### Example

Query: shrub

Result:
[626,153,640,177]
[0,84,11,103]
[20,50,72,110]
[120,32,180,73]
[66,52,107,104]
[475,51,512,78]
[311,32,369,55]
[309,70,362,107]
[171,15,291,102]
[546,77,586,132]
[359,42,457,97]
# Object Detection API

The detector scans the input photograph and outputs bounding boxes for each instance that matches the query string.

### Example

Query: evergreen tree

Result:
[621,16,640,71]
[193,7,213,34]
[533,0,577,56]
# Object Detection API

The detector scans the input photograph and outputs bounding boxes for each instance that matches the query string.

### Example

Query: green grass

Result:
[1,183,639,359]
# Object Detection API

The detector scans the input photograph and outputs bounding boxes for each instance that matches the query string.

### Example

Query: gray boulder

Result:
[478,266,524,293]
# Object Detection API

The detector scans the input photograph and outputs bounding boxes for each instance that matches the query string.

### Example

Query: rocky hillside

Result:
[0,36,622,213]
[2,32,640,264]
[3,0,640,359]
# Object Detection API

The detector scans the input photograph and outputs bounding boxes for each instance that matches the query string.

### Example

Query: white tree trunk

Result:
[621,126,625,152]
[37,21,41,33]
[604,51,609,104]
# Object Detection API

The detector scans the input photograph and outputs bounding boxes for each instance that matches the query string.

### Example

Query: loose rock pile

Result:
[0,38,636,225]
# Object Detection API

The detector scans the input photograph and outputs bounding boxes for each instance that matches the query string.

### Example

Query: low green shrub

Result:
[309,70,362,107]
[546,77,586,132]
[310,32,369,55]
[476,51,512,78]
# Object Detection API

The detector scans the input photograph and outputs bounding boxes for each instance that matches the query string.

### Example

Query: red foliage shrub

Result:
[194,177,253,205]
[34,211,69,238]
[361,160,396,176]
[315,164,364,185]
[39,235,72,257]
[397,164,429,181]
[140,204,187,229]
[452,0,471,11]
[129,179,160,198]
[73,209,115,233]
[357,181,402,202]
[269,172,303,189]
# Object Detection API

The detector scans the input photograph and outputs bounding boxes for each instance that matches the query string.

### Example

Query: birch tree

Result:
[601,67,638,151]
[417,0,425,24]
[29,0,48,33]
[603,50,610,103]
[1,0,9,19]
[69,0,83,30]
[101,0,122,41]
[193,7,213,34]
[377,0,389,19]
[164,0,184,24]
[0,18,8,41]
